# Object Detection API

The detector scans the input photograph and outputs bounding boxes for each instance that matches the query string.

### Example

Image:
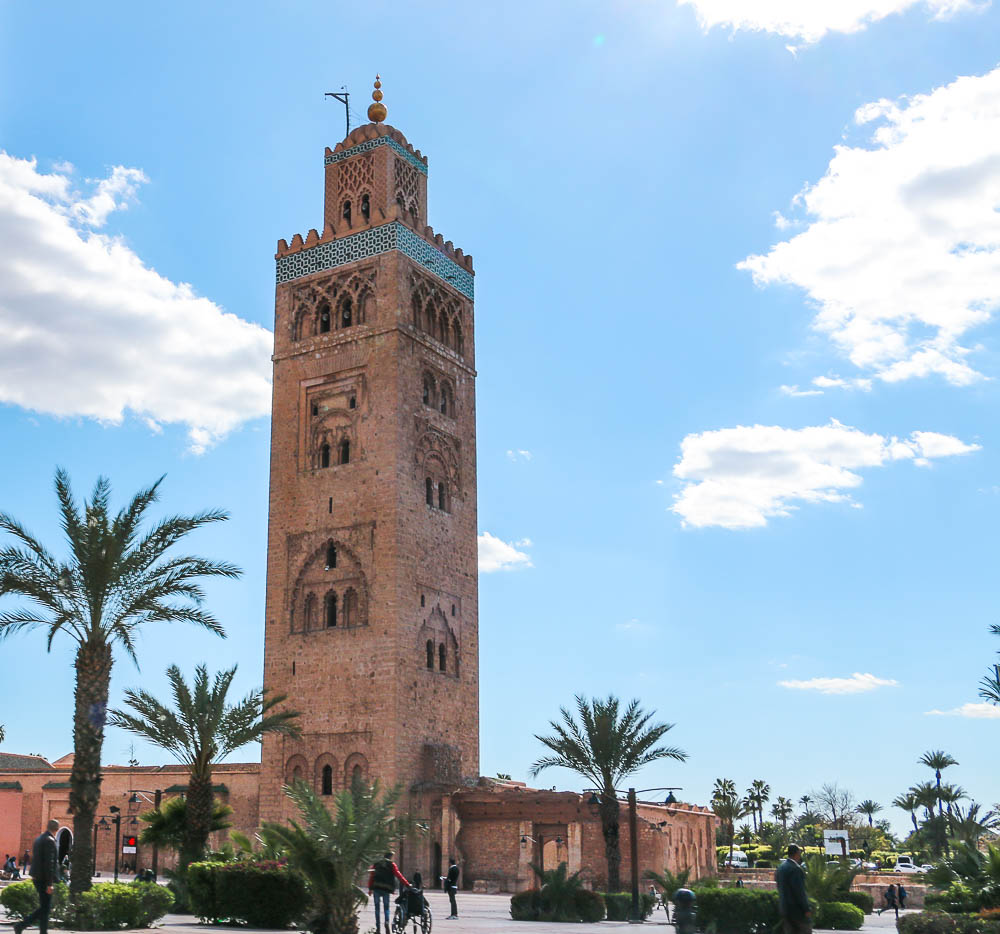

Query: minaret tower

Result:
[259,79,479,853]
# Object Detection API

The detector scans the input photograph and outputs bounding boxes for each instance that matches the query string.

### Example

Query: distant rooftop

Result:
[0,753,54,771]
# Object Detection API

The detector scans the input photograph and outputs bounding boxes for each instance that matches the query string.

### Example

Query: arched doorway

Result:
[56,827,73,864]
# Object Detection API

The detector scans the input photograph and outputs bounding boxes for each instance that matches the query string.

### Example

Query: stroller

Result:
[392,874,432,934]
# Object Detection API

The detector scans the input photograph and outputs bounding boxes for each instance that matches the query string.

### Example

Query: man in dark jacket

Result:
[445,858,460,919]
[14,820,60,934]
[775,845,811,934]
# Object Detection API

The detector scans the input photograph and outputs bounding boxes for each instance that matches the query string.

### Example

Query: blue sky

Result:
[1,0,998,837]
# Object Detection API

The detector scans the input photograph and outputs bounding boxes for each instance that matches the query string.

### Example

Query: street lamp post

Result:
[626,787,684,924]
[109,806,121,883]
[128,789,162,879]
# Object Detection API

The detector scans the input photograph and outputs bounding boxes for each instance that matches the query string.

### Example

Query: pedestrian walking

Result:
[877,883,899,919]
[13,819,60,934]
[367,850,409,934]
[898,884,908,910]
[445,857,459,919]
[21,850,30,874]
[775,845,812,934]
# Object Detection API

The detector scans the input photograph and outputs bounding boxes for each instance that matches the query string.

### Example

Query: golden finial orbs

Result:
[367,74,387,123]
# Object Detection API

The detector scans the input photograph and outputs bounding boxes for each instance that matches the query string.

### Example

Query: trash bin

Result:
[673,887,697,934]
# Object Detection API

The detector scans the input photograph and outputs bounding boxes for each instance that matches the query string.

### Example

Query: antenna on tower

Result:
[325,87,350,138]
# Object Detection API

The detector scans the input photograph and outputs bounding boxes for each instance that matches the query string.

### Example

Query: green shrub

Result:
[926,884,984,914]
[839,890,874,914]
[70,882,175,930]
[186,860,306,928]
[509,888,606,923]
[898,911,1000,934]
[693,887,780,934]
[0,881,71,923]
[575,889,606,923]
[602,892,654,920]
[814,901,864,930]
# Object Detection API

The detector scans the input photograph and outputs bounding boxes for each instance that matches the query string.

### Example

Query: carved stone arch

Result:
[418,606,459,678]
[314,753,339,795]
[344,752,369,787]
[285,753,309,785]
[289,538,369,633]
[415,428,461,492]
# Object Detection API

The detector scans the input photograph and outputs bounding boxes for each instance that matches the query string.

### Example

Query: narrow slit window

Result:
[339,439,350,465]
[425,477,433,506]
[342,200,352,223]
[349,395,356,409]
[320,444,331,468]
[325,593,337,628]
[340,297,353,329]
[325,542,337,570]
[439,643,447,672]
[319,303,331,334]
[426,639,434,669]
[360,194,370,221]
[312,402,319,416]
[322,764,333,796]
[438,482,447,511]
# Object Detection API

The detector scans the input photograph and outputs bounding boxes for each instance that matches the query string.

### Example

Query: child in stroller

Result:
[394,871,431,933]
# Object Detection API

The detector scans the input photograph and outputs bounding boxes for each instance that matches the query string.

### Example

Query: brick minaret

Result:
[259,78,479,866]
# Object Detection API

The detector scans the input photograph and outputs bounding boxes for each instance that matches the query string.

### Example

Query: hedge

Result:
[839,890,874,915]
[0,881,71,924]
[72,883,175,930]
[898,911,1000,934]
[0,881,172,930]
[693,887,780,934]
[926,885,988,914]
[602,892,655,921]
[814,901,865,930]
[187,860,307,928]
[509,888,605,922]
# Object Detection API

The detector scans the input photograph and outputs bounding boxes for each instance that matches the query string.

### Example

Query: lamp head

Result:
[109,805,120,814]
[664,792,677,805]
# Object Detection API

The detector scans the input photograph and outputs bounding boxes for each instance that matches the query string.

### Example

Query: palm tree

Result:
[980,625,1000,706]
[911,781,940,822]
[947,803,1000,848]
[260,778,416,934]
[645,867,691,913]
[109,663,299,868]
[919,750,959,818]
[893,792,921,834]
[0,470,239,893]
[0,723,5,745]
[530,694,687,892]
[799,794,811,810]
[711,779,747,863]
[772,796,794,830]
[939,783,967,815]
[743,793,758,833]
[749,780,771,831]
[856,800,882,827]
[139,794,233,850]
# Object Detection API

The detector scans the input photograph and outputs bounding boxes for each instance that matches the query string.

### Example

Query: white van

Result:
[724,851,750,869]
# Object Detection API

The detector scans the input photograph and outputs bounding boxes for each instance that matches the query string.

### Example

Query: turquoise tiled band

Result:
[276,222,474,300]
[324,137,428,176]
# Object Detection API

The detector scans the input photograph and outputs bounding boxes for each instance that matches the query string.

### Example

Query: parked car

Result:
[724,851,750,869]
[894,856,927,874]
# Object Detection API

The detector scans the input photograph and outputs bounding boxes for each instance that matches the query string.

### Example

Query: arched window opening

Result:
[292,765,303,782]
[325,542,337,570]
[425,477,433,506]
[439,383,451,415]
[349,395,356,409]
[325,592,337,628]
[396,194,406,214]
[303,593,315,631]
[438,482,447,512]
[339,439,351,465]
[420,594,425,607]
[318,303,331,334]
[426,640,434,669]
[343,588,357,628]
[320,443,331,469]
[423,374,436,406]
[451,604,456,616]
[352,764,363,786]
[454,319,464,356]
[340,296,353,329]
[322,764,333,796]
[342,200,352,224]
[439,643,447,672]
[440,315,450,348]
[311,402,319,417]
[360,194,370,221]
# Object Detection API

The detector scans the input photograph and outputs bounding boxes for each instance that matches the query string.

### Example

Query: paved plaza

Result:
[0,890,915,933]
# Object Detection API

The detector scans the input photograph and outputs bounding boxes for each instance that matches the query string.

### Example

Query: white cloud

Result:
[780,672,899,694]
[616,618,656,634]
[926,702,1000,718]
[740,67,1000,387]
[0,152,272,452]
[812,375,873,392]
[780,384,824,397]
[506,449,533,461]
[478,532,533,573]
[676,0,986,43]
[671,419,979,529]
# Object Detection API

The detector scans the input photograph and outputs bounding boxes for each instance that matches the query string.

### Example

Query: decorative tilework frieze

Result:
[324,137,428,176]
[276,222,474,300]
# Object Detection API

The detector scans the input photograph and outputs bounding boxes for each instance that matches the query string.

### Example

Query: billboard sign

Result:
[823,829,849,857]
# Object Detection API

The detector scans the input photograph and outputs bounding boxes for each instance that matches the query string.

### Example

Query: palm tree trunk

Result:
[181,771,214,869]
[69,640,112,894]
[329,898,359,934]
[599,794,622,892]
[911,812,918,833]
